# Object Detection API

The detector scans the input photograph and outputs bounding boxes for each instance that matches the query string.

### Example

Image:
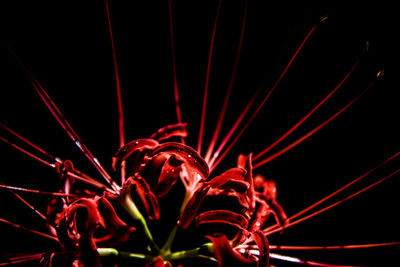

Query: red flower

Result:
[77,124,287,266]
[57,196,135,266]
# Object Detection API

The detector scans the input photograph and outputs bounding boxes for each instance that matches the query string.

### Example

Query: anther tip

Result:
[361,41,370,54]
[376,69,384,79]
[320,15,328,24]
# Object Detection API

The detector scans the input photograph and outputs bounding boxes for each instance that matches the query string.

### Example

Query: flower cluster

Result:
[44,123,288,266]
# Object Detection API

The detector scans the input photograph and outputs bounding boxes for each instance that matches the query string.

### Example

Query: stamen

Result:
[0,135,55,168]
[0,218,58,242]
[105,0,126,183]
[3,183,48,222]
[197,0,223,154]
[289,151,400,222]
[9,49,120,192]
[269,241,400,250]
[168,0,183,127]
[253,60,359,162]
[0,184,83,198]
[266,168,400,236]
[0,133,114,193]
[209,88,261,169]
[253,80,375,169]
[269,252,355,267]
[0,253,43,266]
[209,22,320,171]
[204,0,248,163]
[0,122,55,160]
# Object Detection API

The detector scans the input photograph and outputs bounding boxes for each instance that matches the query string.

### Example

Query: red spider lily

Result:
[2,1,397,266]
[110,127,277,266]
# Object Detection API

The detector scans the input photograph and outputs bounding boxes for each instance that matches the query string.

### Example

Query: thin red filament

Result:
[197,0,223,154]
[252,60,360,162]
[204,0,248,163]
[105,0,127,184]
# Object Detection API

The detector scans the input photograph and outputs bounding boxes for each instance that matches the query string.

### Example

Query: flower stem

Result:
[161,224,178,254]
[161,189,192,253]
[165,243,215,261]
[98,248,153,260]
[120,193,160,253]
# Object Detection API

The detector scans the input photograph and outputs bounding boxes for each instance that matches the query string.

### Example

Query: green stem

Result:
[165,243,215,261]
[160,189,193,254]
[161,224,178,255]
[180,190,192,213]
[98,248,153,260]
[120,193,160,253]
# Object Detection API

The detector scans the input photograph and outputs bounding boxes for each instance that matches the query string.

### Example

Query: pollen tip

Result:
[365,41,370,52]
[376,69,384,79]
[319,15,328,24]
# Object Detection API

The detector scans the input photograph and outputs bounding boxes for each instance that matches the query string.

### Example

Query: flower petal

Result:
[195,210,248,230]
[126,175,160,220]
[258,193,289,227]
[207,188,250,211]
[251,230,270,267]
[237,154,255,213]
[178,183,210,228]
[249,201,271,232]
[205,233,254,267]
[148,142,209,179]
[64,198,102,267]
[112,138,159,171]
[254,176,289,227]
[208,168,249,193]
[152,154,183,197]
[95,197,135,247]
[150,123,188,142]
[65,198,100,237]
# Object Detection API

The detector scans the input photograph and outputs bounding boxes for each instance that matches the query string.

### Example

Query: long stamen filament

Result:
[266,168,400,236]
[0,218,59,242]
[105,0,127,184]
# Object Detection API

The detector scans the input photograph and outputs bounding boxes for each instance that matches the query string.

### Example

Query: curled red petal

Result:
[208,168,249,193]
[207,188,250,211]
[112,138,159,171]
[178,183,210,228]
[127,175,160,220]
[65,198,100,237]
[95,197,135,247]
[257,192,288,227]
[152,154,183,197]
[205,233,254,267]
[140,153,169,188]
[249,201,270,232]
[237,154,255,214]
[251,230,270,267]
[148,142,209,179]
[150,123,188,142]
[64,198,101,267]
[195,210,248,229]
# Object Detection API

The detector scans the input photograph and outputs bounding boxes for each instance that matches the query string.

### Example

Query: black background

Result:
[1,1,399,266]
